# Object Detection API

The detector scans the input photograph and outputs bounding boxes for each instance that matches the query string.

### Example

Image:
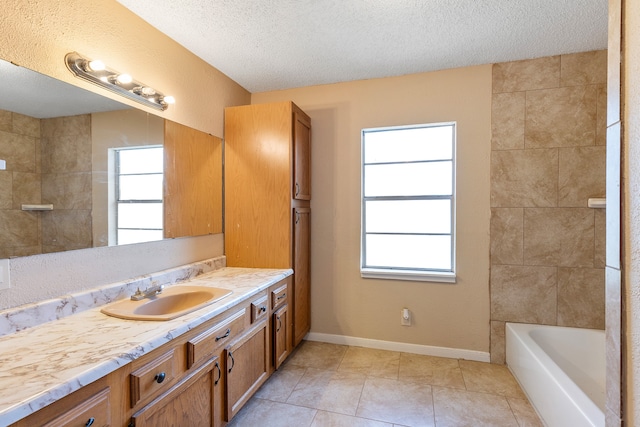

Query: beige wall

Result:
[253,65,492,353]
[489,51,607,363]
[0,0,249,309]
[624,0,640,423]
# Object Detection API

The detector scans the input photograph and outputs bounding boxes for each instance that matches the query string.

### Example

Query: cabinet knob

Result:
[85,418,95,427]
[260,306,267,313]
[155,372,166,384]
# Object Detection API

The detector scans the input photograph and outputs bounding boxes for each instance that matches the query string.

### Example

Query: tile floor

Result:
[228,340,543,427]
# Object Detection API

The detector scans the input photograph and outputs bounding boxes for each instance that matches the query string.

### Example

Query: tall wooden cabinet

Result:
[225,101,311,349]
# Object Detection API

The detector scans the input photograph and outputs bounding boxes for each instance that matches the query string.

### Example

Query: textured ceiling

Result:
[117,0,608,93]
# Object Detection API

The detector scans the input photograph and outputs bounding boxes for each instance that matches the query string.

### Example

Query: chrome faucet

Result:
[131,284,164,301]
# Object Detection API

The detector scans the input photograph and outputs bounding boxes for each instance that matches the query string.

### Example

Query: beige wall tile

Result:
[490,321,506,365]
[560,50,608,86]
[41,172,91,209]
[525,86,598,148]
[492,92,525,150]
[557,267,605,328]
[0,210,39,246]
[493,56,560,93]
[0,110,11,132]
[12,112,40,138]
[596,84,608,145]
[558,146,606,207]
[41,209,92,250]
[0,171,12,209]
[595,209,606,268]
[490,149,558,207]
[0,131,37,172]
[490,208,523,265]
[12,172,41,209]
[490,265,557,323]
[523,208,595,267]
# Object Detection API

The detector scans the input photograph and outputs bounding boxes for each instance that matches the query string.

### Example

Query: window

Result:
[114,146,164,245]
[361,122,456,282]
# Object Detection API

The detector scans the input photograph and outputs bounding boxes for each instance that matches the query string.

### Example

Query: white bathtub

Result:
[506,323,605,427]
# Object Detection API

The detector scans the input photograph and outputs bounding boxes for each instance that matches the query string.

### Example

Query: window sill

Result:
[361,268,456,283]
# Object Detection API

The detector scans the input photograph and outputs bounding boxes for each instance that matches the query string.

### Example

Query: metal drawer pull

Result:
[214,361,221,385]
[228,352,235,373]
[215,328,231,341]
[155,372,166,384]
[85,418,95,427]
[295,182,300,197]
[276,293,286,301]
[276,315,282,332]
[259,306,267,313]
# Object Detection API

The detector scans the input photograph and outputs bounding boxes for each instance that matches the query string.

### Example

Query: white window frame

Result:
[112,145,164,245]
[360,122,456,283]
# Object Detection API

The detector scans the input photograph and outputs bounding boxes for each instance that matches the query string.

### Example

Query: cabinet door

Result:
[225,321,269,421]
[130,358,217,427]
[293,111,311,200]
[293,207,311,346]
[42,388,111,427]
[273,304,290,370]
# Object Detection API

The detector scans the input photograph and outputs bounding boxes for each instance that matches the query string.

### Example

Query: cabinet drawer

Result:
[251,295,268,323]
[271,283,288,310]
[42,387,110,427]
[186,308,246,369]
[130,349,177,408]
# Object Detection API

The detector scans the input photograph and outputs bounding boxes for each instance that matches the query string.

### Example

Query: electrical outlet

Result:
[401,308,411,326]
[0,259,10,290]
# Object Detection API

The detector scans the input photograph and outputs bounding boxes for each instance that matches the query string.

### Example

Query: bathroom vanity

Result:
[0,263,293,427]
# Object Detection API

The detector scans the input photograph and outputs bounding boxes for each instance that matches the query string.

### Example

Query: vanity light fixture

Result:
[65,52,174,111]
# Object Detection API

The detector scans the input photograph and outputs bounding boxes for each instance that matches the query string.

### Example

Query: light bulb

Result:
[87,60,105,71]
[140,86,156,96]
[116,74,132,84]
[163,96,176,104]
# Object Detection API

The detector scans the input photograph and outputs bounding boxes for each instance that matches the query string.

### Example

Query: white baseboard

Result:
[305,332,490,362]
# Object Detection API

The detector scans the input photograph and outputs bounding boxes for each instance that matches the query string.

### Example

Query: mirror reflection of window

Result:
[113,146,164,245]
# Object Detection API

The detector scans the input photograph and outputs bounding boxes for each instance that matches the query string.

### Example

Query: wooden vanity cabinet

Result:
[11,377,115,427]
[225,101,312,350]
[224,320,269,421]
[271,279,292,370]
[130,357,217,427]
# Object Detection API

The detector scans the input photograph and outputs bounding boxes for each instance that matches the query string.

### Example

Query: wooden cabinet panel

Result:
[186,309,246,369]
[273,304,291,370]
[225,321,269,421]
[130,357,216,427]
[164,119,223,238]
[293,208,311,346]
[293,110,311,200]
[271,282,288,310]
[42,387,110,427]
[250,294,268,324]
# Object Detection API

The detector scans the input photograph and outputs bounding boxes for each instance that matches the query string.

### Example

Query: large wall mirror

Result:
[0,58,222,259]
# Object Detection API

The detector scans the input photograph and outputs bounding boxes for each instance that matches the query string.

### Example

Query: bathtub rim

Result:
[505,322,604,427]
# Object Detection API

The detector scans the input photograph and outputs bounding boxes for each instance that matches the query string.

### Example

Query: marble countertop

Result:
[0,266,292,426]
